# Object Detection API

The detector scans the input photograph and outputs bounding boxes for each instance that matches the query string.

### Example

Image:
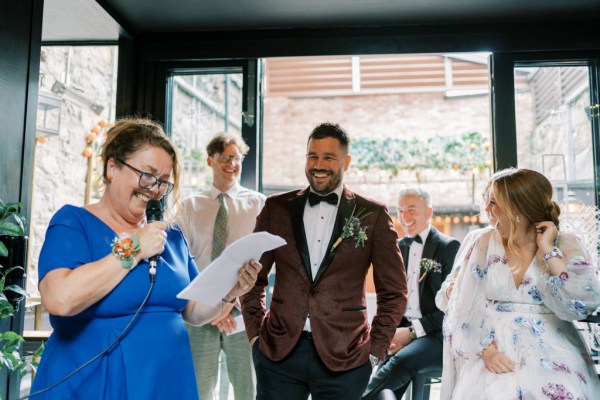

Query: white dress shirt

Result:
[405,225,431,337]
[302,185,344,331]
[176,182,266,272]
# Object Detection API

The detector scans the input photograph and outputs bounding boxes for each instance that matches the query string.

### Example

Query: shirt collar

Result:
[210,181,241,200]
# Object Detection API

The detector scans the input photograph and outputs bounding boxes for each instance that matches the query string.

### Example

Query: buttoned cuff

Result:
[412,319,426,338]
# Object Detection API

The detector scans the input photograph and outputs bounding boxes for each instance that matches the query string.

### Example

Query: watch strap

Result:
[543,247,563,262]
[408,326,417,340]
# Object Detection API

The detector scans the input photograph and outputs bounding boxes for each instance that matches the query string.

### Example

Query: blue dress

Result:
[31,205,200,399]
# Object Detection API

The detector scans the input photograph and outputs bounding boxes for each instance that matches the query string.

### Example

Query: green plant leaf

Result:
[0,221,24,236]
[0,241,7,257]
[2,265,24,276]
[4,284,27,298]
[0,301,14,318]
[0,330,24,343]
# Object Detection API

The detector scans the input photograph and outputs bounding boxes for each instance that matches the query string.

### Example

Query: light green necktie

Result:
[211,193,228,261]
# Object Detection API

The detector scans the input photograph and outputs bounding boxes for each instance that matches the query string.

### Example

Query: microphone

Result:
[146,199,164,281]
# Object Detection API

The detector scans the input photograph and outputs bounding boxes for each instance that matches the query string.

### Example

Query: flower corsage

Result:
[331,206,372,252]
[419,258,442,283]
[111,235,141,269]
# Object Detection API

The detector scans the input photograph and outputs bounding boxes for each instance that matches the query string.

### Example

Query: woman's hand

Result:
[136,221,168,261]
[481,341,515,374]
[534,221,558,254]
[226,260,262,299]
[445,281,455,299]
[212,311,238,334]
[184,260,261,327]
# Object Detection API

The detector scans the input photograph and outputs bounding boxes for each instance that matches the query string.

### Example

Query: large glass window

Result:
[515,65,595,206]
[514,62,598,264]
[168,71,244,197]
[263,53,494,241]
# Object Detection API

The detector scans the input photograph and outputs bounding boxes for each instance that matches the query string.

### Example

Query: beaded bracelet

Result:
[111,235,141,269]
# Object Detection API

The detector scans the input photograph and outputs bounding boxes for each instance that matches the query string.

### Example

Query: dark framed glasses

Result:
[119,159,174,196]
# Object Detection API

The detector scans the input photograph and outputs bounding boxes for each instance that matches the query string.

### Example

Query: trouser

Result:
[361,332,443,400]
[253,333,372,400]
[187,323,255,400]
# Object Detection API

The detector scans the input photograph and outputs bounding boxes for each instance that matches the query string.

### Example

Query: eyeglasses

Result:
[119,160,174,196]
[217,155,245,164]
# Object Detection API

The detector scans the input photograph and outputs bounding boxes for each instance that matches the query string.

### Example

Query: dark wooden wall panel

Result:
[0,1,42,398]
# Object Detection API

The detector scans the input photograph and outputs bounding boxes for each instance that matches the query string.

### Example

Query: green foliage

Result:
[351,131,491,176]
[189,148,206,163]
[0,265,41,380]
[0,200,28,257]
[0,266,27,319]
[0,199,41,384]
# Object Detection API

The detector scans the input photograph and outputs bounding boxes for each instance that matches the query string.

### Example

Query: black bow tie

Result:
[308,192,339,207]
[405,235,423,245]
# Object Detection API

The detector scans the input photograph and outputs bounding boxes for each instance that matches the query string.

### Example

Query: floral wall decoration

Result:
[81,119,112,204]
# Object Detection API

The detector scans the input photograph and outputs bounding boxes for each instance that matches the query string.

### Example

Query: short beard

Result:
[306,168,343,195]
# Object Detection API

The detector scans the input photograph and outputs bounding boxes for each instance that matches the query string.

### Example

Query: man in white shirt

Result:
[362,187,460,400]
[176,133,266,400]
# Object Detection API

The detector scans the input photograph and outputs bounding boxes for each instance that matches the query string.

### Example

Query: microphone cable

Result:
[22,279,155,399]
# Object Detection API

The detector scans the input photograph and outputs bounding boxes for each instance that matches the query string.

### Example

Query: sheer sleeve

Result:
[436,229,479,312]
[537,232,600,321]
[443,227,495,361]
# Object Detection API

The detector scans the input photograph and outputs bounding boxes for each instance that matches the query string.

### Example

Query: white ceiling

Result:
[42,0,600,42]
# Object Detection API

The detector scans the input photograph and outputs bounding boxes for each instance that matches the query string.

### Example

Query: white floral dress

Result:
[443,227,600,400]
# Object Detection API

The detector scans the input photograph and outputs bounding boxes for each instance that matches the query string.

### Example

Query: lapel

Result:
[312,186,355,285]
[421,227,438,261]
[398,238,410,269]
[418,227,439,297]
[291,187,312,283]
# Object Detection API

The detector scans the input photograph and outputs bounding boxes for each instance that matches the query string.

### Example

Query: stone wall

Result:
[29,46,118,291]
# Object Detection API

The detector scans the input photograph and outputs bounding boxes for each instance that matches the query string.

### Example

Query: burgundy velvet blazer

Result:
[241,186,407,372]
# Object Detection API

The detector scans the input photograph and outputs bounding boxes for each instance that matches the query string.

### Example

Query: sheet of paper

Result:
[177,231,286,306]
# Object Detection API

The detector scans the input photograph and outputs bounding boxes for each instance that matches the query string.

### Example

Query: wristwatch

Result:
[408,326,417,340]
[369,354,381,368]
[543,247,563,262]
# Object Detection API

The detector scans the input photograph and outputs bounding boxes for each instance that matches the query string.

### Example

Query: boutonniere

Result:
[419,258,442,283]
[331,206,372,252]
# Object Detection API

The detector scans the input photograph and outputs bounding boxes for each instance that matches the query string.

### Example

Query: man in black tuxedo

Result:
[362,187,460,400]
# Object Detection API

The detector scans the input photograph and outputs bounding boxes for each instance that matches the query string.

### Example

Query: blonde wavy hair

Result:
[490,168,561,270]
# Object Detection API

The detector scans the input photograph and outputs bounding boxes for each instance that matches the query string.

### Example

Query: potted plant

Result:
[0,199,42,399]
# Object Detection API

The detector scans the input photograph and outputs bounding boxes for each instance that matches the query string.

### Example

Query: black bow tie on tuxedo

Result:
[308,192,339,206]
[405,235,423,245]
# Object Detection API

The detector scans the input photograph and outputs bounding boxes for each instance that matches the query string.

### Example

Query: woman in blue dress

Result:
[30,118,261,399]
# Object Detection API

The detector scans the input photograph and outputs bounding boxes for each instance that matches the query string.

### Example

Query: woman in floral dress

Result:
[443,168,600,399]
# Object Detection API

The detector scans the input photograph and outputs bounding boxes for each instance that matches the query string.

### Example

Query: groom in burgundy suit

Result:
[241,122,408,400]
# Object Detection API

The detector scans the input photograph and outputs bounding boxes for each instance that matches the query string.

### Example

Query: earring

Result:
[516,215,521,223]
[107,174,113,182]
